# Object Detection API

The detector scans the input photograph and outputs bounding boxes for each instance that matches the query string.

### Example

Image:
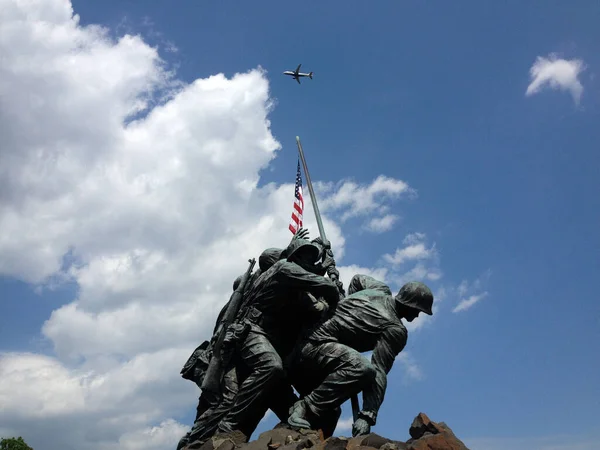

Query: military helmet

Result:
[395,281,434,315]
[259,247,283,272]
[283,238,321,263]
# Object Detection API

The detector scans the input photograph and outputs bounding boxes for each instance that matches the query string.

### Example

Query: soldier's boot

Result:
[287,399,312,429]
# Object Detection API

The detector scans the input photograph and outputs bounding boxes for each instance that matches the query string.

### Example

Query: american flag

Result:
[289,158,304,234]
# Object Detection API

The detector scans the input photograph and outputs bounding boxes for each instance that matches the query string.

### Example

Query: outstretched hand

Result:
[293,228,310,241]
[352,418,371,437]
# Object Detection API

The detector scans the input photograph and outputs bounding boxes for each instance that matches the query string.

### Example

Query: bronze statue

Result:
[178,248,288,449]
[177,226,436,447]
[212,237,340,440]
[179,230,342,448]
[287,275,434,437]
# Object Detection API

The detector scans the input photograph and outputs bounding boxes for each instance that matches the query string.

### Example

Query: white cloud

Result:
[452,292,488,313]
[525,53,586,104]
[364,214,399,233]
[0,353,86,417]
[116,420,190,450]
[317,176,415,224]
[383,233,436,266]
[403,232,426,245]
[382,233,442,306]
[452,270,491,313]
[0,0,297,446]
[397,262,442,283]
[0,351,195,450]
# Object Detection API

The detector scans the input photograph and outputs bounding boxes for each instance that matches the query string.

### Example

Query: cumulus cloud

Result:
[525,53,586,104]
[116,420,190,450]
[452,293,488,313]
[383,233,436,266]
[364,214,399,233]
[0,1,455,448]
[382,233,442,293]
[0,353,86,417]
[317,176,415,228]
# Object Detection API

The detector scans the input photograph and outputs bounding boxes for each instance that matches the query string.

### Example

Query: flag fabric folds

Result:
[289,159,304,234]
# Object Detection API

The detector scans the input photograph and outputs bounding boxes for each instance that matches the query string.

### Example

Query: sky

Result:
[0,1,599,449]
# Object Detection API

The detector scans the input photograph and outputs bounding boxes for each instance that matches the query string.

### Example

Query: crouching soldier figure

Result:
[287,275,434,437]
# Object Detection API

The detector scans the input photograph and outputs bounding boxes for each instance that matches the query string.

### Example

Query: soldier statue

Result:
[178,247,288,449]
[178,229,344,448]
[212,236,341,440]
[287,275,434,437]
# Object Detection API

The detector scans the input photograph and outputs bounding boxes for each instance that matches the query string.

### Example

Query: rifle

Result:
[201,257,256,396]
[296,136,359,422]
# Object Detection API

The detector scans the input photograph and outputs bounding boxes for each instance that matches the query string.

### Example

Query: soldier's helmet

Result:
[232,248,284,291]
[395,281,434,315]
[259,247,283,272]
[282,238,321,263]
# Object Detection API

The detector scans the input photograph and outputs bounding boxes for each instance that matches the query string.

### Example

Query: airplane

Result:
[283,64,313,84]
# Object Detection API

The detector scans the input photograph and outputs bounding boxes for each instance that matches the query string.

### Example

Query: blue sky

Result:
[1,1,599,449]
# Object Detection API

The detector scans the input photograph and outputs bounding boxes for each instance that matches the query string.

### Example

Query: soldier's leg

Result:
[177,393,213,450]
[286,344,336,434]
[268,379,300,423]
[289,342,375,426]
[217,330,285,439]
[319,406,342,438]
[184,364,240,447]
[286,348,342,437]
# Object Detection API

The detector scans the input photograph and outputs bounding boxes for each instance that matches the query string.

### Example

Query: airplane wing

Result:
[296,77,301,84]
[295,64,301,74]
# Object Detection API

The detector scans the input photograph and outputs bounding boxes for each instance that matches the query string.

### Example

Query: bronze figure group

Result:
[177,228,434,449]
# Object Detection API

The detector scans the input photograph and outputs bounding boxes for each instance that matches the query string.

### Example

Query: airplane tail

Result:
[309,72,313,79]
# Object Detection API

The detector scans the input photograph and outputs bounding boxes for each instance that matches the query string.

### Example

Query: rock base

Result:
[185,413,469,450]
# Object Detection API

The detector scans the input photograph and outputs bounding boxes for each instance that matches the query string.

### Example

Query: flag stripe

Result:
[289,159,304,234]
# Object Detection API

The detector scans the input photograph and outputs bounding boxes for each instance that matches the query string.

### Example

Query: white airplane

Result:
[283,64,313,84]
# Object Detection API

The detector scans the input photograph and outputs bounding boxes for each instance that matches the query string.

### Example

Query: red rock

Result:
[406,414,468,450]
[203,413,467,450]
[406,433,467,450]
[323,437,348,450]
[360,434,394,449]
[409,413,444,440]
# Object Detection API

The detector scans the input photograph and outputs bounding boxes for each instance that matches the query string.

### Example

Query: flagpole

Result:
[295,135,360,423]
[295,136,327,241]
